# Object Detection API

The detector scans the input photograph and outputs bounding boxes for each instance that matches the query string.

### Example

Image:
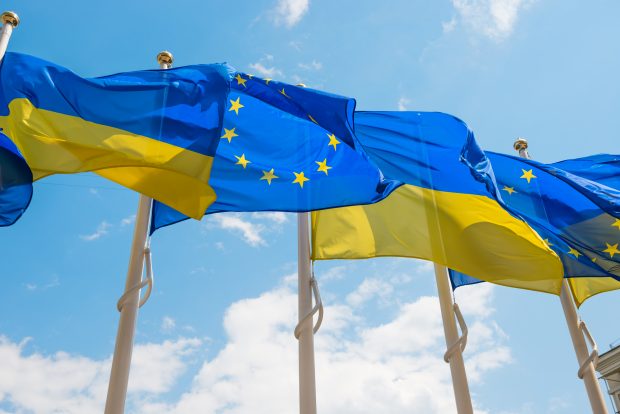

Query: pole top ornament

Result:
[157,51,174,67]
[513,137,528,152]
[1,11,19,28]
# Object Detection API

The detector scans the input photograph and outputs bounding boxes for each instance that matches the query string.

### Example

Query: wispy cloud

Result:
[212,214,267,247]
[298,60,322,71]
[449,0,536,41]
[270,0,310,28]
[248,62,283,78]
[79,221,111,241]
[161,316,176,333]
[119,215,136,227]
[251,212,289,224]
[398,97,411,111]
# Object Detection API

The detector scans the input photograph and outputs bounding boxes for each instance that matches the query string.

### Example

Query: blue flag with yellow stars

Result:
[449,152,620,306]
[0,132,32,226]
[150,74,400,232]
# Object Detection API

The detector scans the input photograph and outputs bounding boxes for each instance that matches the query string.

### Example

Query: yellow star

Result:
[279,88,290,98]
[543,238,553,247]
[592,257,597,262]
[264,78,272,85]
[567,247,582,258]
[316,159,332,175]
[234,74,247,87]
[520,169,537,183]
[603,243,619,258]
[612,219,620,231]
[292,171,310,188]
[234,153,250,169]
[308,114,318,124]
[220,127,238,143]
[502,186,516,195]
[327,133,340,151]
[260,168,278,185]
[229,97,244,115]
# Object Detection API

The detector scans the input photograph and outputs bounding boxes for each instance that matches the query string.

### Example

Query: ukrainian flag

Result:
[0,53,231,219]
[311,111,564,294]
[449,152,620,306]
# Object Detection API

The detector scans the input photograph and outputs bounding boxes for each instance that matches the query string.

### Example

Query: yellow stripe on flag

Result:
[0,98,216,219]
[569,277,620,307]
[312,184,564,294]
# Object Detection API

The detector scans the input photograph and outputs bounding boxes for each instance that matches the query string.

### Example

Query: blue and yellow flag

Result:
[449,152,620,305]
[151,74,399,232]
[311,111,564,294]
[0,132,32,226]
[0,53,231,219]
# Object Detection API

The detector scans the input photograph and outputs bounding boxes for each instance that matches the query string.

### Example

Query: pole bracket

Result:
[294,273,323,340]
[116,242,154,312]
[444,303,468,363]
[577,320,599,379]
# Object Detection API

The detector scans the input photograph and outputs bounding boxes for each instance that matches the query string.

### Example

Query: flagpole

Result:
[434,263,474,414]
[296,212,318,414]
[513,138,608,414]
[0,11,19,61]
[104,51,173,414]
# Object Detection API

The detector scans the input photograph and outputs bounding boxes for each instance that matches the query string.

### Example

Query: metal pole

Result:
[434,263,474,414]
[0,11,19,62]
[104,51,173,414]
[297,212,317,414]
[514,138,608,414]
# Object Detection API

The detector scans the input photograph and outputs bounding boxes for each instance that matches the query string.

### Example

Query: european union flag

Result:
[151,75,399,232]
[450,151,620,305]
[0,132,32,226]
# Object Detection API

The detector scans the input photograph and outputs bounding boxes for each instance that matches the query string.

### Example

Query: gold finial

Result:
[513,137,528,152]
[157,50,174,67]
[296,83,307,88]
[1,11,19,28]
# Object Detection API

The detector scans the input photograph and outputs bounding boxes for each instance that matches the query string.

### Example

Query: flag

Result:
[311,111,564,294]
[449,152,620,306]
[150,75,400,232]
[0,132,32,226]
[0,52,231,220]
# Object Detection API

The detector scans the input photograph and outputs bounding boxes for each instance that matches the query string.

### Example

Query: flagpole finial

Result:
[513,137,528,152]
[157,51,174,68]
[1,11,19,28]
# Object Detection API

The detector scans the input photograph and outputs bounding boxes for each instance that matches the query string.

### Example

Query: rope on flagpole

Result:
[116,241,154,311]
[444,303,468,363]
[578,320,600,379]
[294,270,323,339]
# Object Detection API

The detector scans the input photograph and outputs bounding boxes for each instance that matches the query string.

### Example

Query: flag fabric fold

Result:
[449,152,620,306]
[150,74,400,232]
[0,131,32,226]
[311,111,564,294]
[0,52,231,220]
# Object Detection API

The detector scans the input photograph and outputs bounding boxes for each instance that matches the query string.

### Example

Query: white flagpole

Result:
[513,138,608,414]
[296,212,318,414]
[104,51,173,414]
[0,11,19,62]
[434,263,474,414]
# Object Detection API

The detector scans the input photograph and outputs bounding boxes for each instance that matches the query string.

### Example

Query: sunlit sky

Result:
[0,1,619,413]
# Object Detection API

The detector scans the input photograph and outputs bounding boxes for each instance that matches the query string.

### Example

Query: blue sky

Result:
[0,0,619,412]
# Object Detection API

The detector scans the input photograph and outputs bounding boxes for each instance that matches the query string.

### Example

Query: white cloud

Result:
[0,274,511,413]
[211,214,267,247]
[450,0,536,41]
[271,0,310,28]
[248,62,282,78]
[251,212,289,224]
[0,336,201,414]
[161,316,176,333]
[79,221,111,241]
[346,278,394,307]
[398,97,411,111]
[442,16,458,33]
[120,215,136,227]
[298,60,323,71]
